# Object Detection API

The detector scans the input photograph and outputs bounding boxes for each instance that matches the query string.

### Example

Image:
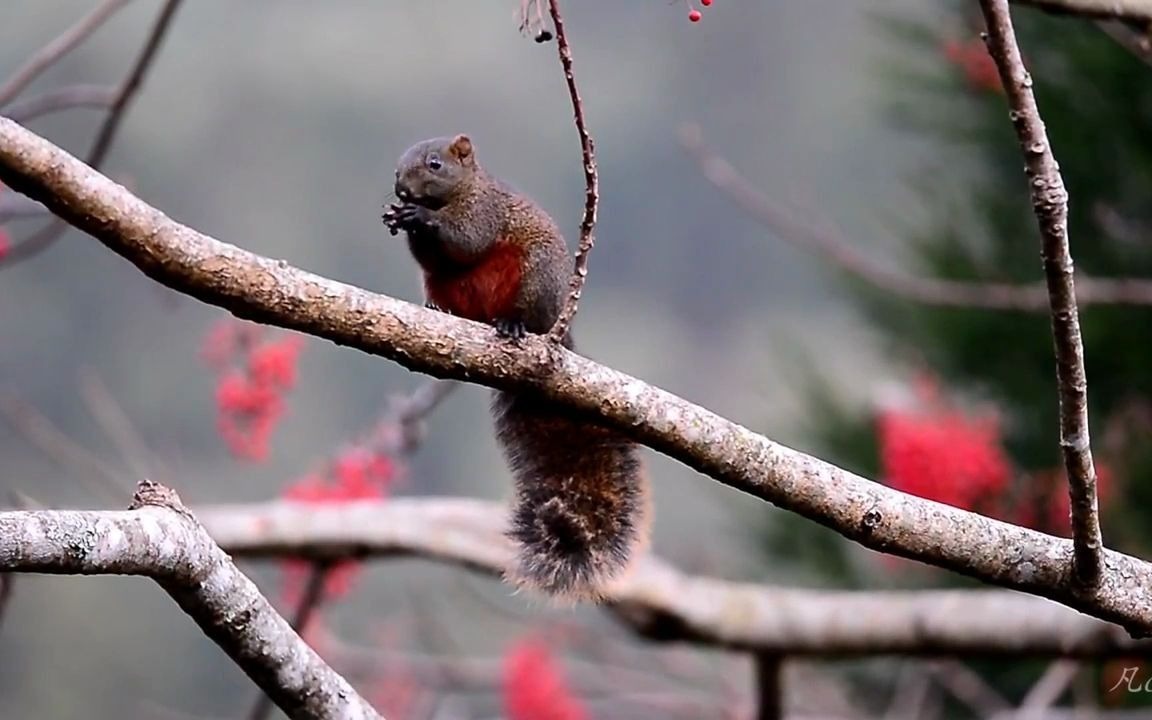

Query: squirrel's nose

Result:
[395,184,411,202]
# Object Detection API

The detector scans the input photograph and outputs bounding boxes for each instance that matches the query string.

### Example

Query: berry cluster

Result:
[686,0,714,24]
[280,448,396,603]
[200,318,305,461]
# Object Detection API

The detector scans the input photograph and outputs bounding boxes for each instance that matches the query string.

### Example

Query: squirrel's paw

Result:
[425,300,446,313]
[382,202,435,235]
[493,318,527,340]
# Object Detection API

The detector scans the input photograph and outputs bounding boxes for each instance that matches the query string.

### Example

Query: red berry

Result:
[701,0,713,5]
[688,8,702,21]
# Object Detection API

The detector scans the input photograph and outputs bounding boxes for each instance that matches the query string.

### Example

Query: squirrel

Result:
[382,134,649,602]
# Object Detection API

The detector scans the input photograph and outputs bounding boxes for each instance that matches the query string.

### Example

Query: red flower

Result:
[248,336,304,390]
[877,379,1012,514]
[503,638,588,720]
[942,37,1003,94]
[279,449,396,604]
[200,318,304,462]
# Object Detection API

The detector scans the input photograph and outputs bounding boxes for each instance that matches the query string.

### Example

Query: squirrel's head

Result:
[394,134,477,209]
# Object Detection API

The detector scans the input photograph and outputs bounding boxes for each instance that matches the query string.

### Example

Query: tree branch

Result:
[1012,0,1152,22]
[0,482,382,720]
[1,0,183,267]
[193,498,1152,657]
[980,0,1104,588]
[247,561,334,720]
[3,84,118,124]
[545,0,600,343]
[679,124,1152,311]
[2,116,1152,635]
[0,0,132,108]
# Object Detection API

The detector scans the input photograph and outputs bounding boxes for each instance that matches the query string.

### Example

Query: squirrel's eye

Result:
[426,153,442,171]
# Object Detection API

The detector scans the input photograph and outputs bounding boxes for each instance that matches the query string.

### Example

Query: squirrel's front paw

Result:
[493,318,527,340]
[382,203,435,235]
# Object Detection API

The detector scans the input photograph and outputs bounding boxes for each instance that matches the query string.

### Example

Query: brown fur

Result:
[387,135,651,602]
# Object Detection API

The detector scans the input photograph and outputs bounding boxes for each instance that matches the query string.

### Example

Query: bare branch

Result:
[1020,659,1079,708]
[1097,20,1152,67]
[0,482,382,720]
[0,393,128,503]
[980,0,1104,588]
[680,124,1152,311]
[4,84,118,124]
[924,660,1012,715]
[754,654,783,720]
[5,118,1152,635]
[248,561,334,720]
[194,498,1152,657]
[0,0,132,108]
[1,0,183,267]
[545,0,600,343]
[0,573,11,635]
[246,379,450,720]
[79,369,166,486]
[1013,0,1152,22]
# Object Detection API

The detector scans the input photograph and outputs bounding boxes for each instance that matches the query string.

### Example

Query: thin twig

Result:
[1096,19,1152,68]
[679,123,1152,311]
[545,0,600,344]
[79,369,168,485]
[387,380,458,456]
[979,0,1104,588]
[0,393,128,503]
[247,562,333,720]
[1021,659,1080,709]
[925,660,1013,715]
[0,0,132,108]
[753,654,783,720]
[1013,0,1152,22]
[0,0,183,268]
[0,570,11,638]
[4,84,118,124]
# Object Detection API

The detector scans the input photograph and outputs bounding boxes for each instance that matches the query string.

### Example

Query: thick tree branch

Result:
[545,0,600,343]
[980,0,1104,588]
[2,117,1152,635]
[196,498,1152,657]
[680,124,1152,311]
[1012,0,1152,22]
[0,482,381,720]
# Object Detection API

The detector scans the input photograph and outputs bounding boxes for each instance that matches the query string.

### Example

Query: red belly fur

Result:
[424,240,523,322]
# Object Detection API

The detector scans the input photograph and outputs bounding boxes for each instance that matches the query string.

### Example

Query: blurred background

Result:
[3,1,1151,718]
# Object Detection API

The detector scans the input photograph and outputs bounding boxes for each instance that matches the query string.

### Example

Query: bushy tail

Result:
[491,389,649,601]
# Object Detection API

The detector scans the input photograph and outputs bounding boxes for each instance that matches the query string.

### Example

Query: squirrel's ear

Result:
[449,134,473,163]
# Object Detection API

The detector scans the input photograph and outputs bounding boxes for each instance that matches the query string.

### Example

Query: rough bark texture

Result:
[1,117,1150,634]
[980,0,1104,588]
[0,482,381,720]
[195,498,1151,657]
